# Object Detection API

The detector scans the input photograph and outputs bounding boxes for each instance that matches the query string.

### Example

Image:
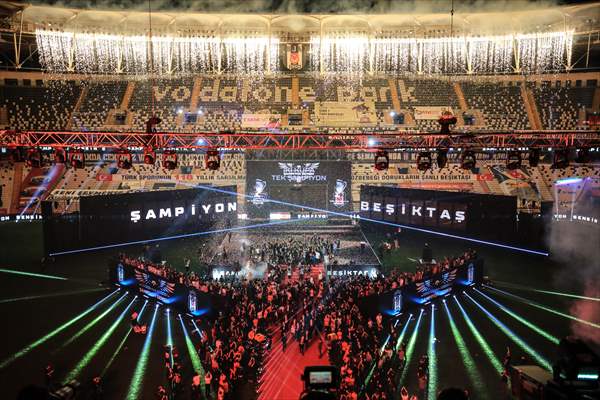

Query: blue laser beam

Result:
[177,182,549,256]
[465,292,552,371]
[48,217,309,256]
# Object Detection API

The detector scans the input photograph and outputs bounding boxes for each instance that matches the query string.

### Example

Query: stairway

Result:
[520,86,542,129]
[66,85,88,130]
[387,78,401,112]
[189,77,203,111]
[120,81,136,110]
[291,76,300,108]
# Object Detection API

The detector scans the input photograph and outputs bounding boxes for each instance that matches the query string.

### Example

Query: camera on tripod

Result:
[299,366,340,400]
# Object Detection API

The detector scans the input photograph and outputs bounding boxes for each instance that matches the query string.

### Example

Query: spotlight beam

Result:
[428,305,437,400]
[474,288,560,344]
[443,301,487,399]
[0,290,118,370]
[178,316,205,393]
[0,287,105,304]
[178,182,549,256]
[465,292,552,371]
[493,281,600,302]
[126,304,160,400]
[48,217,310,257]
[395,314,414,351]
[64,296,138,382]
[399,309,425,386]
[484,286,600,329]
[101,300,148,378]
[166,309,173,369]
[55,292,128,352]
[454,296,503,374]
[0,268,68,281]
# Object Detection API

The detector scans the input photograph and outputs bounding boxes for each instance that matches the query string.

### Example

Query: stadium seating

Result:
[1,76,596,132]
[71,81,128,130]
[532,83,595,130]
[462,81,531,130]
[1,80,81,131]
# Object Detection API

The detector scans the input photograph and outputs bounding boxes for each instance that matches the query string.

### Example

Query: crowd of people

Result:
[115,235,479,400]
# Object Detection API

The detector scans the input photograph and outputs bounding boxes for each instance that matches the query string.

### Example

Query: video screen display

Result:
[245,160,352,218]
[43,186,238,254]
[359,185,520,243]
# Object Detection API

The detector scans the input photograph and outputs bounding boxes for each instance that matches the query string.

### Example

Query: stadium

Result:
[0,0,599,399]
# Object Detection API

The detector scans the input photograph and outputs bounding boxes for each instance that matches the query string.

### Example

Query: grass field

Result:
[0,220,597,399]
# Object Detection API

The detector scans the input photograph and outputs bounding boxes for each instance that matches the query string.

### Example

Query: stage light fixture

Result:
[436,149,448,169]
[506,150,522,170]
[374,150,389,171]
[116,149,132,169]
[552,149,569,169]
[26,148,43,168]
[576,148,590,164]
[54,149,66,164]
[69,149,84,169]
[528,148,540,167]
[162,150,178,170]
[143,146,155,165]
[417,152,432,171]
[205,150,221,171]
[460,150,476,170]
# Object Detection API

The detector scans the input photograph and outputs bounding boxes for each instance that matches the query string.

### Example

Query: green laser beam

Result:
[494,281,600,302]
[101,300,148,378]
[64,296,137,382]
[166,309,174,369]
[474,288,560,345]
[0,290,118,370]
[399,309,424,387]
[428,305,437,400]
[485,286,600,329]
[465,293,552,371]
[364,317,409,390]
[179,316,205,393]
[443,300,487,399]
[126,304,159,400]
[55,292,128,352]
[395,314,414,351]
[0,288,105,304]
[454,296,503,374]
[0,268,68,280]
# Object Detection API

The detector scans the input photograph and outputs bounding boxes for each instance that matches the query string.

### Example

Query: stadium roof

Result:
[7,2,600,35]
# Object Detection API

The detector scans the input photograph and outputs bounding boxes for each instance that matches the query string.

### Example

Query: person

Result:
[44,363,54,389]
[318,336,324,359]
[191,371,201,400]
[204,369,212,399]
[156,385,168,400]
[422,243,433,263]
[282,331,287,352]
[437,387,469,400]
[91,376,103,400]
[299,332,305,355]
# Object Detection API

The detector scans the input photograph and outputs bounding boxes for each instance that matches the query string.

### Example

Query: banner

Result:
[241,113,281,128]
[413,106,453,120]
[315,101,377,127]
